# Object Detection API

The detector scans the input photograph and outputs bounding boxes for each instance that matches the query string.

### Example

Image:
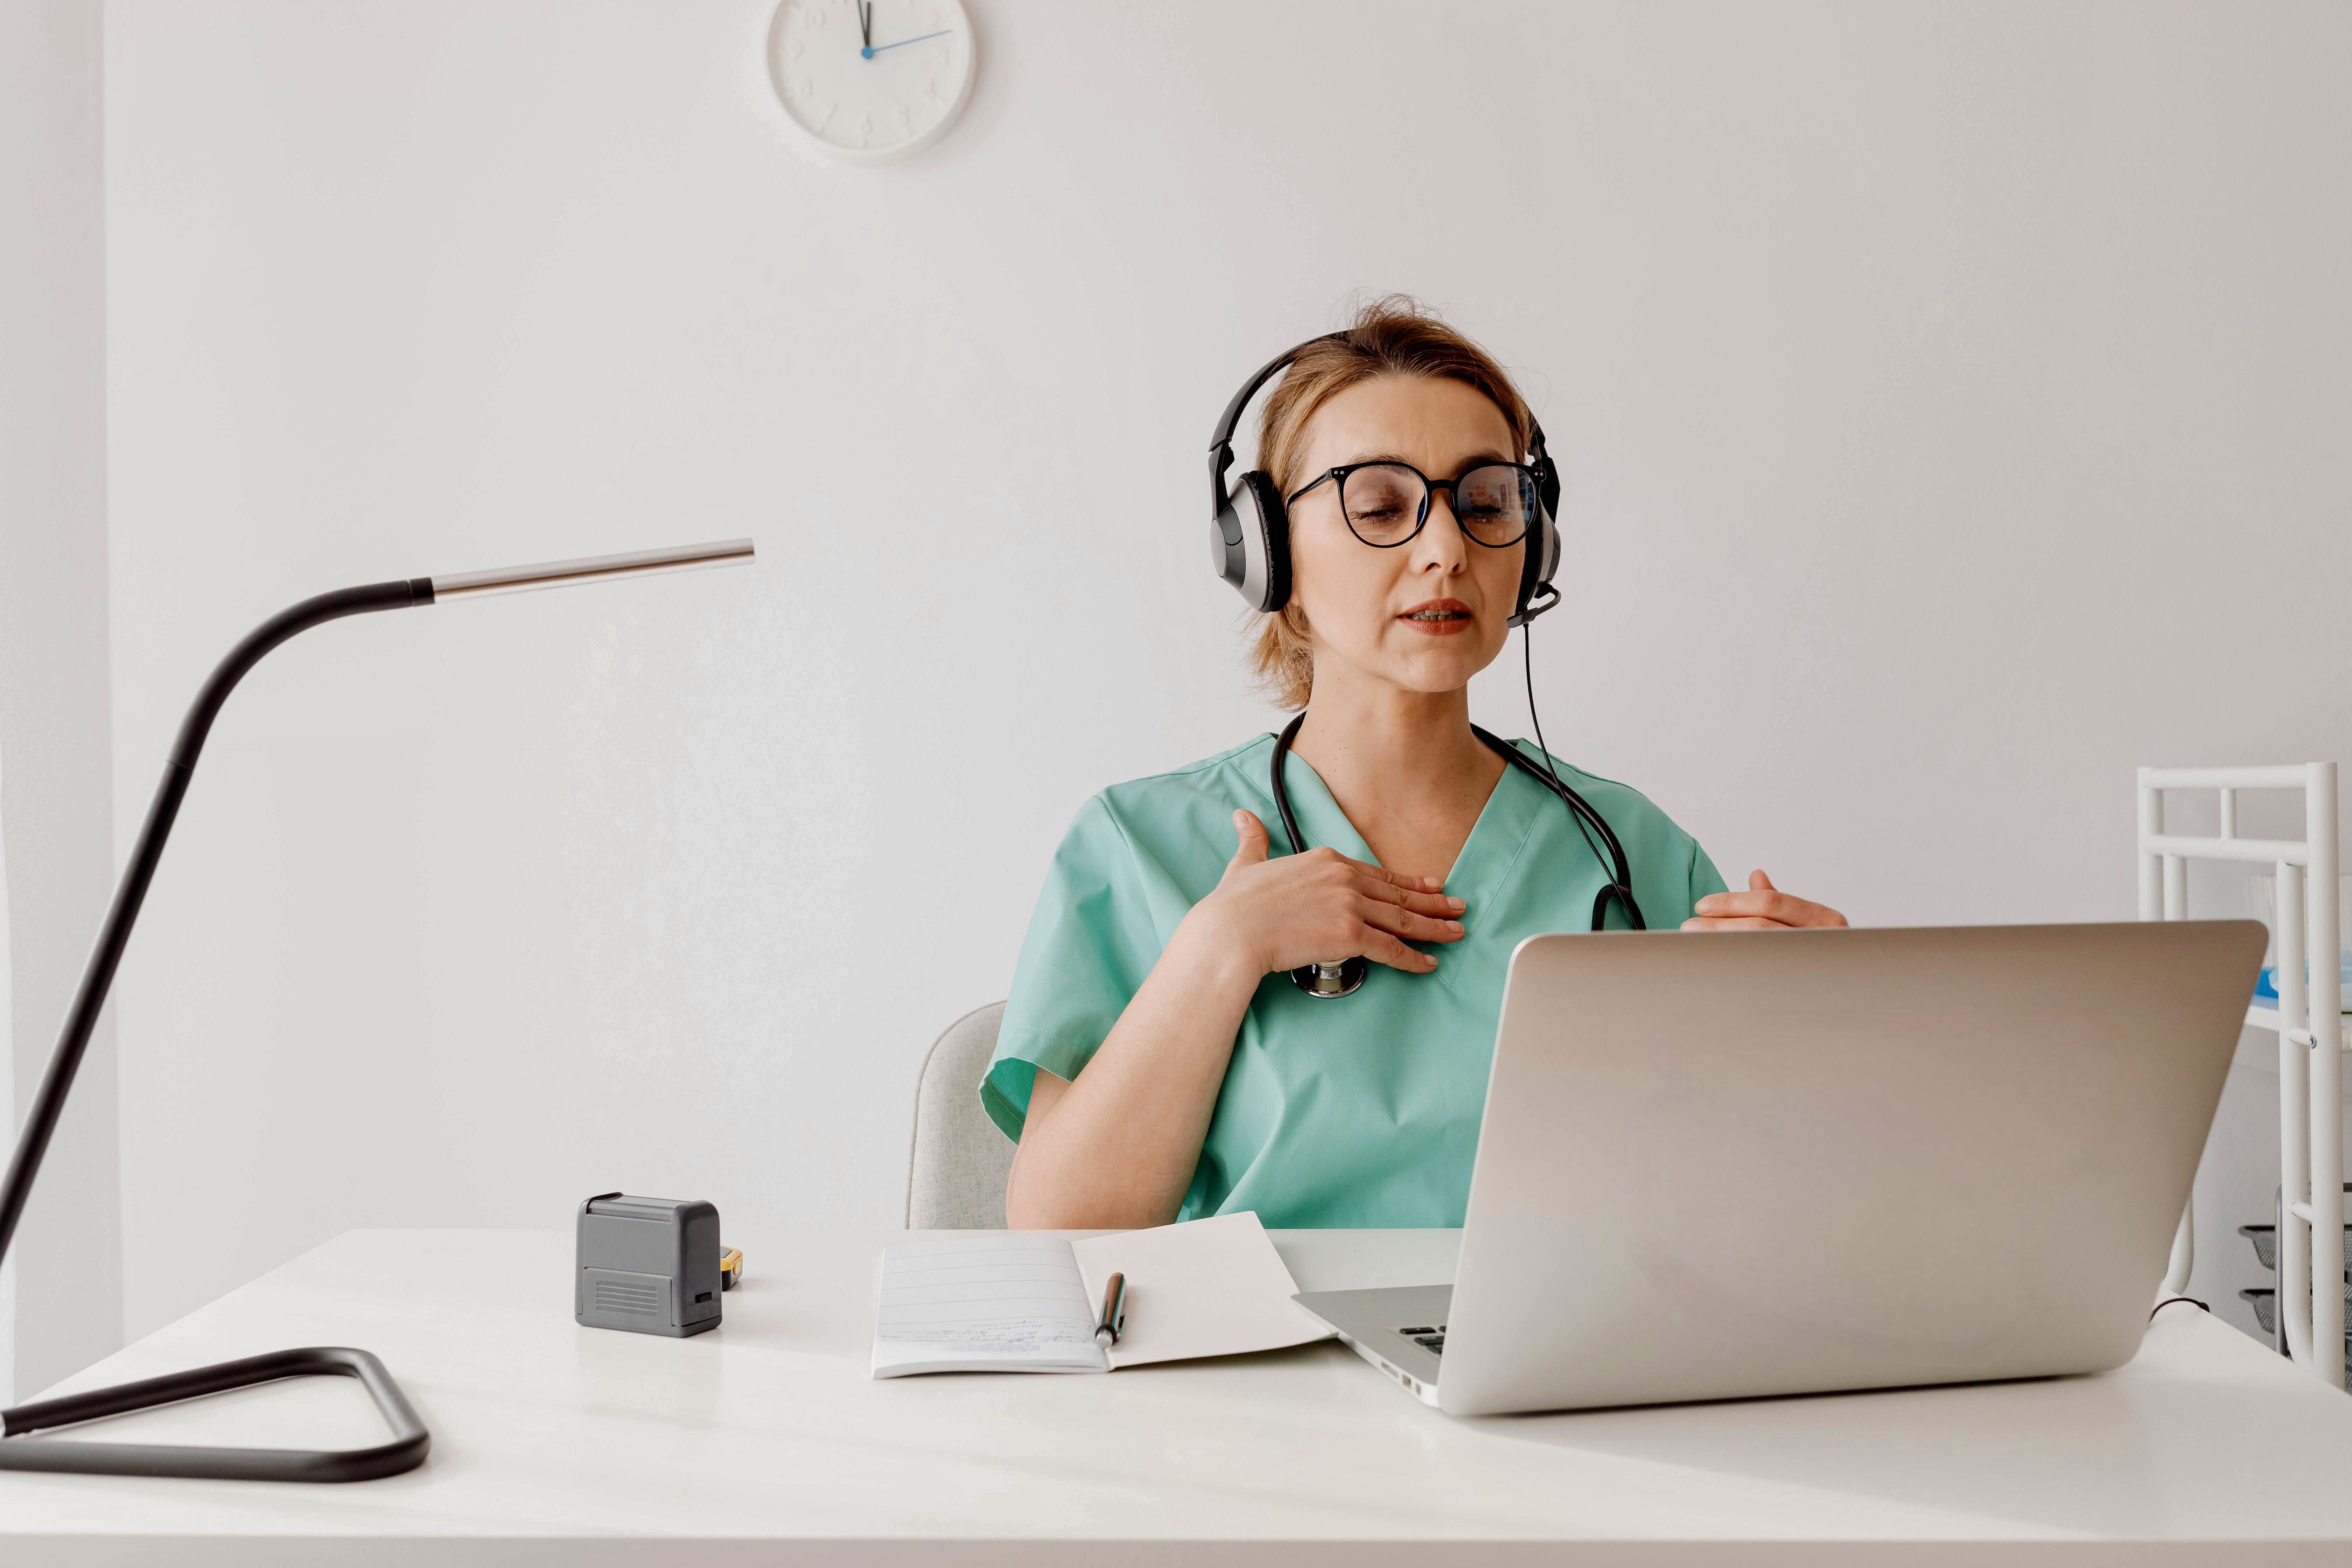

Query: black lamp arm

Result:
[0,538,749,1481]
[0,576,432,1269]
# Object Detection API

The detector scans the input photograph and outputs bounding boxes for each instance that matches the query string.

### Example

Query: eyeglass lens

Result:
[1338,463,1535,548]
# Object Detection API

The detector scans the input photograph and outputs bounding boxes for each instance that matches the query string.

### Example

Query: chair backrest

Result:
[905,1001,1015,1229]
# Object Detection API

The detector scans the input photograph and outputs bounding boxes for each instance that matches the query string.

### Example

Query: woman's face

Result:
[1286,374,1526,702]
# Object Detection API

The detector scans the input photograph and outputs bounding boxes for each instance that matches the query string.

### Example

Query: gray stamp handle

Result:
[576,1193,724,1337]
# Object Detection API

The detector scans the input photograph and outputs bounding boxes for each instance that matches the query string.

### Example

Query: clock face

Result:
[768,0,976,164]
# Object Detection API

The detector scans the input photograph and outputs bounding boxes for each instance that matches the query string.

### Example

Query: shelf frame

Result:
[2142,762,2342,1388]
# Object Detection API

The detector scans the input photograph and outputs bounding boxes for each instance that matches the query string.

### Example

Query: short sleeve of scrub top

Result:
[981,733,1729,1228]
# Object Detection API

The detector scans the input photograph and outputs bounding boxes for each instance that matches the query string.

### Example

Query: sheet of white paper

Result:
[1070,1212,1333,1370]
[871,1236,1109,1378]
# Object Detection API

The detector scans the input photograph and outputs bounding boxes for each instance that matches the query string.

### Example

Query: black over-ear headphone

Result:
[1207,333,1563,626]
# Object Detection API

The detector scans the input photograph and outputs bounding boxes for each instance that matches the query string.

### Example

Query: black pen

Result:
[1094,1272,1126,1348]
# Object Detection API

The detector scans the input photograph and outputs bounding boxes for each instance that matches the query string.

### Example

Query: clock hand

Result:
[857,0,872,49]
[864,27,951,56]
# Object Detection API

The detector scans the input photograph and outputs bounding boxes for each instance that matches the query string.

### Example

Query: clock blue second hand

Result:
[861,28,951,59]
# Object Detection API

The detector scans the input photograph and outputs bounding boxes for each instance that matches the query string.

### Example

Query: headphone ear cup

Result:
[1512,503,1562,625]
[1213,470,1290,613]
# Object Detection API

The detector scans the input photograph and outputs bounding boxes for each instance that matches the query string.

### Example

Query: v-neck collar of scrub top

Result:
[1265,740,1553,996]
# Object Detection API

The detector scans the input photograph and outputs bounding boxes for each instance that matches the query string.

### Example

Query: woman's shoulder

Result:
[1056,733,1280,861]
[1100,732,1276,805]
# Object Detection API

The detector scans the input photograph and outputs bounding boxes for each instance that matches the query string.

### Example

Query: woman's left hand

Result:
[1681,869,1848,930]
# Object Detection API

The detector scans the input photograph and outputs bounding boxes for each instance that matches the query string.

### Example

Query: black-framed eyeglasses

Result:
[1286,461,1540,550]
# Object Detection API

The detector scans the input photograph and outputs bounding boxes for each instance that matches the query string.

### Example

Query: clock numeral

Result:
[776,0,967,154]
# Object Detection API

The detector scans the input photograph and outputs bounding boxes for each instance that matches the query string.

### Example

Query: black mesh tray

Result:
[2241,1284,2352,1348]
[2239,1223,2352,1278]
[2238,1287,2352,1386]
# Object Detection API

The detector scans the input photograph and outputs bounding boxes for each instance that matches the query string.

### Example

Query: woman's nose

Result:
[1413,489,1471,567]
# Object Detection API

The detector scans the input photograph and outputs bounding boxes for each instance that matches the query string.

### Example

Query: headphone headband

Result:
[1206,334,1342,518]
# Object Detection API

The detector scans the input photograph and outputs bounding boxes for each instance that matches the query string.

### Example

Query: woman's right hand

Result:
[1177,808,1468,980]
[1010,809,1465,1228]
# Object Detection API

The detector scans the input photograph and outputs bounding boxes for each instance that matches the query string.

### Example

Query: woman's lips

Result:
[1397,599,1474,637]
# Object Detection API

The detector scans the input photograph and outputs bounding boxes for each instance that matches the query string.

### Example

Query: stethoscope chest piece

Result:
[1292,957,1368,999]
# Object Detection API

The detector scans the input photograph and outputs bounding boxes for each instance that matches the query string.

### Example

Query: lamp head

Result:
[429,538,756,602]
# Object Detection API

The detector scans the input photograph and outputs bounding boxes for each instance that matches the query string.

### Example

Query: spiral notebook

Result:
[871,1211,1331,1377]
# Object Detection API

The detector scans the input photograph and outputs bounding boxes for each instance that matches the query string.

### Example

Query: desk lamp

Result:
[0,538,755,1482]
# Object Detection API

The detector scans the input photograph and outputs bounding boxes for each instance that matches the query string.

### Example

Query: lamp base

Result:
[0,1344,429,1482]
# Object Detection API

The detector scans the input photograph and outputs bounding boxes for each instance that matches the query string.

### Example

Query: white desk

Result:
[7,1227,2352,1565]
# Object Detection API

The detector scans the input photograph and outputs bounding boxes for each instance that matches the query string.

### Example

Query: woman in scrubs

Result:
[987,299,1847,1229]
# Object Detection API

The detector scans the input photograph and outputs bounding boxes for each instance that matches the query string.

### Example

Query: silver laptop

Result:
[1294,921,2265,1416]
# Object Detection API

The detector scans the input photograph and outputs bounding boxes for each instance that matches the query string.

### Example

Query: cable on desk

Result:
[2150,1295,2211,1321]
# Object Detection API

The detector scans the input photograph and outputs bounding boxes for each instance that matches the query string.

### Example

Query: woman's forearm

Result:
[1003,918,1261,1228]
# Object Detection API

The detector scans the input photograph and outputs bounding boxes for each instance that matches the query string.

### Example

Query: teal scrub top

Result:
[982,733,1728,1227]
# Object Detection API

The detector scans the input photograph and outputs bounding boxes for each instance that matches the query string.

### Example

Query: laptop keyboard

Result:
[1398,1325,1447,1355]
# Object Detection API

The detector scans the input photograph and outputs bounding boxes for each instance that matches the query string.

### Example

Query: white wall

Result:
[0,0,121,1400]
[102,1,2352,1343]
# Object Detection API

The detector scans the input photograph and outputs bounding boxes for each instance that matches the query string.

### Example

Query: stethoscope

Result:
[1266,712,1646,997]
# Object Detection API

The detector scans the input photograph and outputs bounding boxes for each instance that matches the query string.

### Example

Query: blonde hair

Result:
[1244,297,1536,710]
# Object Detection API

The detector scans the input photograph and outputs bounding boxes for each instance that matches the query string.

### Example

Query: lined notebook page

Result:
[871,1236,1109,1378]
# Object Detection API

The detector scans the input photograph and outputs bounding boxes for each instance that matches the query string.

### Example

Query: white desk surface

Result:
[7,1227,2352,1566]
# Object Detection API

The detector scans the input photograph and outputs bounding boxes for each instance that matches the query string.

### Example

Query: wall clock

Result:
[768,0,976,164]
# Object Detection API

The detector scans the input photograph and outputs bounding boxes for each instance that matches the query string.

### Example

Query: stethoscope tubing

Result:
[1266,714,1646,999]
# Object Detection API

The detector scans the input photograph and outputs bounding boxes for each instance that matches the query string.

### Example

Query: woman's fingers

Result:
[1337,853,1455,897]
[1685,869,1849,929]
[1681,902,1837,927]
[1312,851,1462,916]
[1225,809,1270,874]
[1353,874,1466,918]
[1686,892,1803,922]
[1356,894,1466,944]
[1282,846,1463,917]
[1358,924,1439,973]
[1361,858,1442,892]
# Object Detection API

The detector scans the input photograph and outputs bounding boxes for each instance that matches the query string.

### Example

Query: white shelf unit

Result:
[2140,763,2344,1389]
[2247,1004,2352,1052]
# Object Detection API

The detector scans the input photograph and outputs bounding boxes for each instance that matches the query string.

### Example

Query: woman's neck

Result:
[1287,674,1507,886]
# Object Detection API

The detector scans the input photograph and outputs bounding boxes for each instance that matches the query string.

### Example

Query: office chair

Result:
[904,1001,1014,1229]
